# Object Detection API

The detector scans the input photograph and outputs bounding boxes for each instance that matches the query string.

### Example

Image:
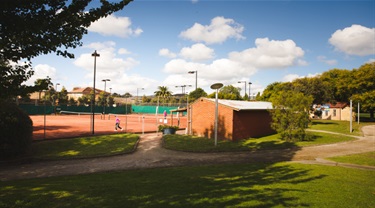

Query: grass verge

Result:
[309,119,375,136]
[31,134,139,160]
[327,151,375,166]
[163,132,355,152]
[1,162,374,208]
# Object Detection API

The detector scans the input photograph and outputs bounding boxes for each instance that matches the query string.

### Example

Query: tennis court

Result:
[31,112,187,140]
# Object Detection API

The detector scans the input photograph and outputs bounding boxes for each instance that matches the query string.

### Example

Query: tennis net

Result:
[60,111,102,116]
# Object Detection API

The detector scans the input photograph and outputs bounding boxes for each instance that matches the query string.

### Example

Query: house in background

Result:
[189,98,275,141]
[320,102,354,121]
[68,87,108,101]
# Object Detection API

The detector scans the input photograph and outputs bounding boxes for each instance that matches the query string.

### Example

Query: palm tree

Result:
[154,86,172,105]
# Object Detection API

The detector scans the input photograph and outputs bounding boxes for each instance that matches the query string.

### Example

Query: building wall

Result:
[190,98,275,141]
[190,98,234,140]
[232,110,275,140]
[322,107,354,121]
[341,107,356,121]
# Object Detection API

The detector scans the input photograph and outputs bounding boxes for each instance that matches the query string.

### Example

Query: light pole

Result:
[137,88,144,104]
[91,50,100,134]
[238,81,247,99]
[55,83,60,92]
[210,83,223,146]
[54,83,60,115]
[188,71,198,91]
[102,79,110,118]
[248,82,252,100]
[175,85,192,94]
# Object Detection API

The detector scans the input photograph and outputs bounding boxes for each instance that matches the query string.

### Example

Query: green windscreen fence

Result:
[131,105,183,115]
[18,104,182,115]
[19,104,132,115]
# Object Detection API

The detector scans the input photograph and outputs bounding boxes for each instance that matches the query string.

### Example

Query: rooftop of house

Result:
[329,102,348,109]
[205,98,273,111]
[70,87,107,94]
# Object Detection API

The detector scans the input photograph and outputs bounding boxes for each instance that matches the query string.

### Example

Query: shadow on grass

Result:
[0,163,325,207]
[33,125,72,131]
[310,121,338,126]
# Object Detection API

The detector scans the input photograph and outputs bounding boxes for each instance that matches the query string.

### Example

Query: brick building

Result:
[189,98,275,141]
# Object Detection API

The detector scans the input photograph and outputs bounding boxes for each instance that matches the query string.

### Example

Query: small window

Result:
[325,110,328,116]
[333,109,336,117]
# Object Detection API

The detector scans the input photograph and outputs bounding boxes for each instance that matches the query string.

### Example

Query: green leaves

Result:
[0,0,132,101]
[270,91,313,142]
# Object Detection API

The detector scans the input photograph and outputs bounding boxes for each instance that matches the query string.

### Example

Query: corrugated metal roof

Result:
[206,98,273,111]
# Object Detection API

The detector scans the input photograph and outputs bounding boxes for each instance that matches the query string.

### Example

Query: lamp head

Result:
[210,83,223,90]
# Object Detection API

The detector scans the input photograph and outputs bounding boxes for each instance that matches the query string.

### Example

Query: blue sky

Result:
[27,0,375,97]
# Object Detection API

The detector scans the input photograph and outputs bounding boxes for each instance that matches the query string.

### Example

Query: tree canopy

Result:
[208,85,242,100]
[188,88,207,102]
[1,0,132,61]
[258,62,375,119]
[270,91,313,142]
[0,0,132,101]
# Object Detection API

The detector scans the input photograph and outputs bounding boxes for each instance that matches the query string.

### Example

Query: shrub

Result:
[0,101,33,158]
[158,124,179,132]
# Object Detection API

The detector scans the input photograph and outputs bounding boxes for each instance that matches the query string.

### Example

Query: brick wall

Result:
[190,98,234,140]
[190,98,275,141]
[232,110,275,140]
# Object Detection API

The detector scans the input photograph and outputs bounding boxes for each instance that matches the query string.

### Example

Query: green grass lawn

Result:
[309,119,375,136]
[328,151,375,166]
[1,162,374,208]
[31,134,139,160]
[163,132,356,152]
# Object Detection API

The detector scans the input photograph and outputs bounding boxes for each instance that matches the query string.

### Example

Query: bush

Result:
[158,124,179,132]
[0,101,33,158]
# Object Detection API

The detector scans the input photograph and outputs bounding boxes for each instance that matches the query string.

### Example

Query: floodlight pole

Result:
[210,83,223,146]
[238,81,247,99]
[248,82,252,100]
[215,89,219,145]
[91,50,100,134]
[102,79,110,119]
[136,88,144,104]
[188,71,198,91]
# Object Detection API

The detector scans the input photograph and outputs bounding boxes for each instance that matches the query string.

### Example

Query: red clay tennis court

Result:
[31,113,187,140]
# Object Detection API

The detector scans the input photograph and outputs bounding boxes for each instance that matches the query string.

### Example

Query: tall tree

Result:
[188,88,207,102]
[208,85,242,100]
[154,86,172,104]
[0,0,132,101]
[270,91,313,142]
[291,77,332,104]
[258,82,291,101]
[320,68,352,102]
[350,62,375,119]
[58,86,69,105]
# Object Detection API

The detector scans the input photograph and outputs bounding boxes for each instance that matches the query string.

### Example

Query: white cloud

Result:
[88,14,143,38]
[162,57,257,89]
[366,58,375,64]
[161,37,307,90]
[74,42,139,85]
[159,48,177,58]
[329,24,375,56]
[317,55,337,65]
[229,38,305,69]
[179,16,245,44]
[179,43,215,62]
[118,48,131,55]
[283,74,301,82]
[24,64,57,86]
[282,73,321,82]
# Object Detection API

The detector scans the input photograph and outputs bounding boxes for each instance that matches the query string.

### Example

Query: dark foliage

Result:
[0,101,33,158]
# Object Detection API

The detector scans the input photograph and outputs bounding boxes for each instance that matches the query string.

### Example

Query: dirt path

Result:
[0,125,374,181]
